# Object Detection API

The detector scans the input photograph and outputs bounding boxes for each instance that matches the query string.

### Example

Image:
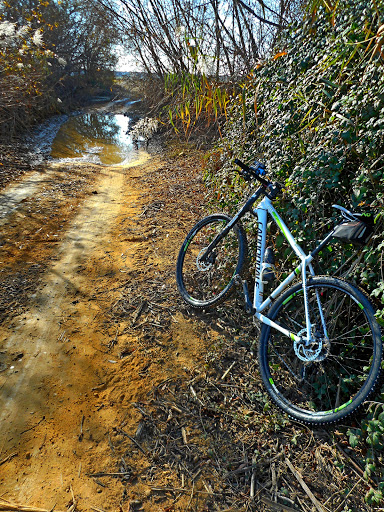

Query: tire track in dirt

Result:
[0,170,51,224]
[0,153,155,509]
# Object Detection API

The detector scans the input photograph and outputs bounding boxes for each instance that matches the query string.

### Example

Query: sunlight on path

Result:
[0,151,150,508]
[0,171,51,224]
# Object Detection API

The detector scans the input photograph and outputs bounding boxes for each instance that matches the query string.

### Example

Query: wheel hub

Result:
[196,247,215,271]
[294,328,329,362]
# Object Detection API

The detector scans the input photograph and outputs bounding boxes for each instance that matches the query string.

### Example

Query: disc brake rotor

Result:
[196,247,214,271]
[294,328,323,362]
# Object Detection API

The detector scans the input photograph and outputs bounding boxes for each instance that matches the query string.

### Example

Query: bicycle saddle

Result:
[332,204,374,224]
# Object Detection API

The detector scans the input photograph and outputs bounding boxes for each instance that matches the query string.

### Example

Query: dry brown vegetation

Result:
[0,138,376,512]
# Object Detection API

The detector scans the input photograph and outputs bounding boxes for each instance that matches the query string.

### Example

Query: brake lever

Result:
[239,170,252,182]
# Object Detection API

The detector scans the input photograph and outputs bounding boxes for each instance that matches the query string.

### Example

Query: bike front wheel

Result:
[176,214,248,308]
[258,276,382,425]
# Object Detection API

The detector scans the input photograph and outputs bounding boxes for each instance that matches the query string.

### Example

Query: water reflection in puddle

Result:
[50,112,138,165]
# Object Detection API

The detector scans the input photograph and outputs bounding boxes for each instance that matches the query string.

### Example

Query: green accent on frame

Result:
[272,212,288,239]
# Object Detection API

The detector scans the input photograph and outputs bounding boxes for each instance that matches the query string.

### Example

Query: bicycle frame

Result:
[251,195,334,345]
[201,185,338,345]
[181,159,383,424]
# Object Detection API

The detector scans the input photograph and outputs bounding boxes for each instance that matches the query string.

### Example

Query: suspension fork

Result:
[301,261,313,344]
[302,262,328,344]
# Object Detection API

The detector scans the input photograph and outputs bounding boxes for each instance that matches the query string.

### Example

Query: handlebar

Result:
[234,158,270,187]
[234,158,283,200]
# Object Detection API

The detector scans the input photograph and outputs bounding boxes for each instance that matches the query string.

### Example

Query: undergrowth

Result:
[202,0,384,505]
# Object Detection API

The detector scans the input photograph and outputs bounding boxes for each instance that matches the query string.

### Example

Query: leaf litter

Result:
[0,138,376,512]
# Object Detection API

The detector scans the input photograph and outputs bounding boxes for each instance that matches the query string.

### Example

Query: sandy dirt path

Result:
[0,153,163,510]
[0,142,373,512]
[0,133,219,512]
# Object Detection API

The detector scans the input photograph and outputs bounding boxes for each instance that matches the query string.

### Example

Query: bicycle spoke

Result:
[261,280,380,421]
[177,215,245,306]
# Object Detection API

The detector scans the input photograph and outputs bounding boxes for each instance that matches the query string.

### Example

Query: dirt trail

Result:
[0,151,185,510]
[0,140,372,512]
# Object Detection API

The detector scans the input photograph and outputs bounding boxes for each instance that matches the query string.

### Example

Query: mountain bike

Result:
[176,158,382,426]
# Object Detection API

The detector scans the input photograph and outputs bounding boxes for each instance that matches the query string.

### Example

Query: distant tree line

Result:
[0,0,305,138]
[0,0,119,138]
[88,0,305,141]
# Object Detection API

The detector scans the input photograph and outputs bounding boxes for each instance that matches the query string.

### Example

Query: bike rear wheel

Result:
[258,276,382,425]
[176,214,247,308]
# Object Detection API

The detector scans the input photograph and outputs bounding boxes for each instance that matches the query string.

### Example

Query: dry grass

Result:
[101,138,374,512]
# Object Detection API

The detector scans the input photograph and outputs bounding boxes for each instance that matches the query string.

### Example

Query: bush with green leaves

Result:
[204,2,384,505]
[348,402,384,505]
[205,0,384,316]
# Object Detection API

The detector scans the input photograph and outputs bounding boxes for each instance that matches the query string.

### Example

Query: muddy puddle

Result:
[50,112,139,165]
[27,98,143,166]
[0,100,146,222]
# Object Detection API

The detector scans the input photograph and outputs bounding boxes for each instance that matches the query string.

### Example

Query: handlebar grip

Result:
[234,158,249,172]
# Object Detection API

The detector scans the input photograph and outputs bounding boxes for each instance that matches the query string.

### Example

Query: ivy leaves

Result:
[206,1,384,506]
[209,0,384,300]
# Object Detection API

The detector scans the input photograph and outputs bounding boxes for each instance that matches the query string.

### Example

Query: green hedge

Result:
[206,0,384,318]
[205,1,384,504]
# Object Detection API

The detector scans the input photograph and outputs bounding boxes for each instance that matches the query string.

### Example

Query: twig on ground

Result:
[260,495,303,512]
[66,485,76,512]
[250,456,257,499]
[20,416,45,435]
[186,481,195,510]
[334,442,375,486]
[285,458,326,512]
[115,428,147,455]
[150,486,224,495]
[0,500,63,512]
[221,361,236,380]
[0,453,17,466]
[189,385,204,405]
[132,300,147,326]
[87,471,131,477]
[78,415,85,441]
[109,327,119,349]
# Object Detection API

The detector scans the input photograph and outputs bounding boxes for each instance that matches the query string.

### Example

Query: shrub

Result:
[0,18,59,137]
[205,0,384,319]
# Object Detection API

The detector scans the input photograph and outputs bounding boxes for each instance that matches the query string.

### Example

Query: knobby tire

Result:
[258,276,382,425]
[176,214,248,308]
